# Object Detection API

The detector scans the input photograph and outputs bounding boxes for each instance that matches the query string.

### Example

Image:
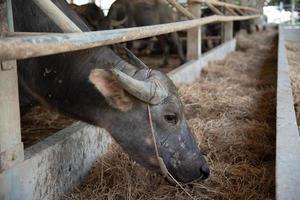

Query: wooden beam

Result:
[234,8,245,16]
[225,6,238,16]
[190,0,261,14]
[0,0,24,173]
[0,14,261,61]
[205,1,224,15]
[166,0,196,20]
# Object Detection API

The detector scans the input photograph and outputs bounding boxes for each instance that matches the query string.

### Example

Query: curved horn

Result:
[110,16,128,27]
[115,44,149,69]
[111,69,168,104]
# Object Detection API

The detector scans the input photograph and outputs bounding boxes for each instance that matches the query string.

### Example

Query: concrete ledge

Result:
[276,25,300,200]
[0,122,112,200]
[168,39,236,85]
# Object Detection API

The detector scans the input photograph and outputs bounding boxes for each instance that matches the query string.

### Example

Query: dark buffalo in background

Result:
[107,0,186,66]
[70,3,127,30]
[234,15,268,35]
[70,3,109,30]
[201,8,223,51]
[200,9,268,51]
[69,1,266,64]
[13,0,209,183]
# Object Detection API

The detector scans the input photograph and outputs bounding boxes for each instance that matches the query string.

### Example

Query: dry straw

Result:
[21,106,74,147]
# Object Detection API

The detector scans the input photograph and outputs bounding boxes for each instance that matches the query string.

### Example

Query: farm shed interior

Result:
[67,29,278,200]
[0,0,299,200]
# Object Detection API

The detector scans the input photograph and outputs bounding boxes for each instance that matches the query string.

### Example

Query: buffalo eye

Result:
[164,114,178,125]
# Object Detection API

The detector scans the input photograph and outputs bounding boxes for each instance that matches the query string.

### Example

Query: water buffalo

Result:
[12,0,209,183]
[69,3,109,30]
[107,0,186,66]
[70,3,127,31]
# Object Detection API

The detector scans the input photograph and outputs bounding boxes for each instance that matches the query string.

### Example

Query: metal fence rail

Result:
[0,14,260,61]
[191,0,262,14]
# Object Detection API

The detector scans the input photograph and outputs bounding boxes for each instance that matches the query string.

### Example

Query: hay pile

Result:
[66,29,277,200]
[21,106,75,147]
[286,40,300,129]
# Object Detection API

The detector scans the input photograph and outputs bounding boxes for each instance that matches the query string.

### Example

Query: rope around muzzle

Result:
[145,70,195,200]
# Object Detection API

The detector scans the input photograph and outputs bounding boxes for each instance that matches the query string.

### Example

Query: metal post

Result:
[222,8,233,43]
[187,1,202,60]
[222,21,233,42]
[291,0,295,25]
[0,0,24,173]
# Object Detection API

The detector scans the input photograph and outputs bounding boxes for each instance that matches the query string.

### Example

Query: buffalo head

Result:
[88,52,209,183]
[106,0,132,29]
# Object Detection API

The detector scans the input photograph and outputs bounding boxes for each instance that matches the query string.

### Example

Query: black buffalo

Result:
[107,0,186,66]
[70,3,127,31]
[12,0,209,183]
[69,3,109,30]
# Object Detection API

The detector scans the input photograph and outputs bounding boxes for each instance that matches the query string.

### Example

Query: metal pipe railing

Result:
[190,0,261,14]
[0,14,260,61]
[166,0,196,19]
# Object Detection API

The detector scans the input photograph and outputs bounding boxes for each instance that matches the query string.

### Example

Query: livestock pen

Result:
[67,28,278,200]
[0,0,298,200]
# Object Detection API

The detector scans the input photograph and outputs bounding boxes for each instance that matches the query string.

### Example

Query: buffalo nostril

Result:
[200,164,210,180]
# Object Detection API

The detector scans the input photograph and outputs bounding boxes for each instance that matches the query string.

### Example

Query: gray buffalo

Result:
[107,0,186,66]
[13,0,209,183]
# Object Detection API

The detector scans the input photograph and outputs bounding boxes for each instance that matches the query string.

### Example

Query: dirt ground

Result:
[285,40,300,130]
[65,29,278,200]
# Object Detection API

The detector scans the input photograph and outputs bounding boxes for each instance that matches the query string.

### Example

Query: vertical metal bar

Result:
[291,0,295,25]
[222,8,233,43]
[225,6,238,16]
[187,2,202,60]
[235,8,245,15]
[0,0,24,173]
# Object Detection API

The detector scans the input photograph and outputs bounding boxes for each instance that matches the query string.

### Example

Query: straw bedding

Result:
[21,106,75,147]
[65,29,278,200]
[286,40,300,130]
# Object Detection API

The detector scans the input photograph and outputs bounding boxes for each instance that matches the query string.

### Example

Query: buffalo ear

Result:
[89,69,133,112]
